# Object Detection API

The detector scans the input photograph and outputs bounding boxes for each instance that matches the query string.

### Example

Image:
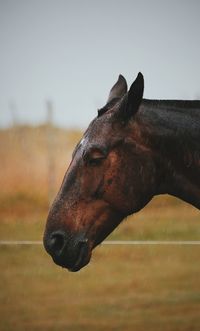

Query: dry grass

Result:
[1,125,200,331]
[1,245,200,331]
[0,125,81,197]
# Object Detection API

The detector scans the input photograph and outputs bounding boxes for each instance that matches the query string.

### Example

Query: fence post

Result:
[9,100,18,127]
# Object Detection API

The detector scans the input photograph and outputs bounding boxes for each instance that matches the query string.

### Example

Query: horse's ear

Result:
[117,72,144,120]
[127,72,144,116]
[107,74,128,103]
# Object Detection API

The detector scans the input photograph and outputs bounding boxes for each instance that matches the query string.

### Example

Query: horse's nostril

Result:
[49,232,66,254]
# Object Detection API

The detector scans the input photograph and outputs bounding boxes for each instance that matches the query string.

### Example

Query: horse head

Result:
[43,73,157,271]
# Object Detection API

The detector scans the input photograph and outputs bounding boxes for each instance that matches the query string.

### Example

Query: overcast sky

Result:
[0,0,200,128]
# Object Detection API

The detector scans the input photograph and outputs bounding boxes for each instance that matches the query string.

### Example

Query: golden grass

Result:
[1,245,200,331]
[1,125,200,331]
[0,125,82,196]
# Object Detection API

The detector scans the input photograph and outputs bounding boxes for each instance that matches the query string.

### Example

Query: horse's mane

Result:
[139,99,200,166]
[142,99,200,109]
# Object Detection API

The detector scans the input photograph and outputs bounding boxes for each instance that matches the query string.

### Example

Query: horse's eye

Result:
[88,157,103,166]
[85,149,106,166]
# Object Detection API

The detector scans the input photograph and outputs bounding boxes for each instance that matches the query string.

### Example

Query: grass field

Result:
[1,125,200,331]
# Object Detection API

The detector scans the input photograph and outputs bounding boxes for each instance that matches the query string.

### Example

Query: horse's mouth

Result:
[68,246,92,272]
[67,234,104,272]
[51,241,92,272]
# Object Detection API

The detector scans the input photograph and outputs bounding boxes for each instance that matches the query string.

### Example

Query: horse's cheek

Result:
[103,170,129,212]
[80,168,102,196]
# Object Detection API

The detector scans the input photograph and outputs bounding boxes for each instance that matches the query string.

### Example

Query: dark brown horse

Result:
[43,73,200,271]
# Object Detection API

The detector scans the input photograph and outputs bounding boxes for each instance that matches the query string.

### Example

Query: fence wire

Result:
[1,240,200,245]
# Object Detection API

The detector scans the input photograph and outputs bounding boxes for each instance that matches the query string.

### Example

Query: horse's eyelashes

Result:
[87,153,106,166]
[87,158,103,166]
[84,148,106,166]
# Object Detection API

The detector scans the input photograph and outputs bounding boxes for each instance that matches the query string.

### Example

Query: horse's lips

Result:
[68,244,92,272]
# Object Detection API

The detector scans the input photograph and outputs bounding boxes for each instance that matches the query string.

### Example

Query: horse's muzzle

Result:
[43,230,91,271]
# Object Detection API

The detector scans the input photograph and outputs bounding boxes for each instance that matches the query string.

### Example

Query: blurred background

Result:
[1,1,200,330]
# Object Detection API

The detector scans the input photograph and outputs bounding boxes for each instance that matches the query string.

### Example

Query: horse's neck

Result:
[139,99,200,209]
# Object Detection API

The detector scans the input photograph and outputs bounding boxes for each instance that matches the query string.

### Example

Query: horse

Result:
[43,72,200,272]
